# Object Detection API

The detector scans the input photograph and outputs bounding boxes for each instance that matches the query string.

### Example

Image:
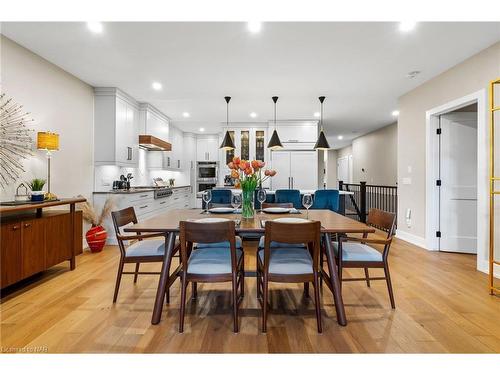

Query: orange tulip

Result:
[251,160,260,169]
[244,167,253,175]
[269,170,277,176]
[264,170,270,176]
[227,162,235,169]
[239,162,246,171]
[258,161,266,168]
[230,169,239,178]
[232,156,241,165]
[234,180,241,188]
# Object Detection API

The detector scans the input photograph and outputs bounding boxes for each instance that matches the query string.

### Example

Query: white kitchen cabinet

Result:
[270,150,318,190]
[273,121,318,147]
[169,125,184,170]
[94,88,139,167]
[138,103,169,140]
[196,135,219,161]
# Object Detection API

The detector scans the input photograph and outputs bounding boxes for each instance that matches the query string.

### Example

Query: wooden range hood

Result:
[138,135,172,151]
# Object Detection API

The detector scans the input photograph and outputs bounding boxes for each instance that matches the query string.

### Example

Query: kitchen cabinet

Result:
[270,150,318,190]
[138,103,169,140]
[94,88,140,167]
[0,211,83,289]
[274,121,318,147]
[196,135,219,161]
[169,125,184,169]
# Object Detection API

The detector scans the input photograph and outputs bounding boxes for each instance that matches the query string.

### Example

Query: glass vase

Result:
[241,185,255,219]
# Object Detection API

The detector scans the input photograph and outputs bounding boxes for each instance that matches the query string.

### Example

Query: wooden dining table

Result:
[124,208,375,326]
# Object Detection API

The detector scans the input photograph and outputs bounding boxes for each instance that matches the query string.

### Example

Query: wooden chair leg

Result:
[232,274,239,333]
[364,268,370,287]
[262,273,269,333]
[179,273,188,333]
[240,256,245,298]
[383,263,396,309]
[165,288,170,304]
[313,272,322,333]
[303,282,310,297]
[133,263,140,283]
[338,262,343,292]
[192,282,198,300]
[256,259,261,299]
[112,259,125,303]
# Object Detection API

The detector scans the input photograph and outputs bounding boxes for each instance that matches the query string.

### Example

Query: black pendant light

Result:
[267,96,283,150]
[314,96,330,150]
[219,96,236,150]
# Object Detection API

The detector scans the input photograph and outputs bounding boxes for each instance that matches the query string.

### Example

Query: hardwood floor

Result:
[1,235,499,353]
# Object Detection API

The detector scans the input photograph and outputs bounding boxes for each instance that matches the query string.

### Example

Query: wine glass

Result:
[302,193,313,219]
[203,190,212,214]
[231,193,242,211]
[257,189,267,213]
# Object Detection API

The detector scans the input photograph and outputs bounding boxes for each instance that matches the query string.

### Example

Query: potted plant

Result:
[27,178,46,202]
[228,157,276,219]
[77,196,115,253]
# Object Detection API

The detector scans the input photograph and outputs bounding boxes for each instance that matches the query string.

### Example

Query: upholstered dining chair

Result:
[333,208,397,308]
[311,189,340,212]
[257,219,323,333]
[274,189,301,209]
[178,219,244,333]
[111,207,180,303]
[203,189,232,209]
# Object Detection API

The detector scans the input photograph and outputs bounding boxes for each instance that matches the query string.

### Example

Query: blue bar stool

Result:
[311,189,340,212]
[275,189,301,209]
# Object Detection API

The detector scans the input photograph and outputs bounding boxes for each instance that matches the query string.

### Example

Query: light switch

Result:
[402,177,412,185]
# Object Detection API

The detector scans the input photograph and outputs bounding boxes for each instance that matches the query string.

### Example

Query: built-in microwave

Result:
[197,162,218,180]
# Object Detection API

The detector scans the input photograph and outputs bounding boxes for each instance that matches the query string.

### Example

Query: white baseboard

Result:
[395,229,430,250]
[477,259,500,279]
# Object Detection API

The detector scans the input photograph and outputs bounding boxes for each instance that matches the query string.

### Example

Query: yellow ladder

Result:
[490,78,500,295]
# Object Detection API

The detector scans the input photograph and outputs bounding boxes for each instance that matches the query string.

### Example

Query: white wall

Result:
[0,36,94,202]
[397,41,500,244]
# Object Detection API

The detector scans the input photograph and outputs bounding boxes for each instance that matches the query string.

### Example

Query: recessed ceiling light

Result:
[199,127,205,132]
[399,21,417,32]
[86,22,103,34]
[392,110,400,117]
[182,112,190,118]
[152,82,162,91]
[313,112,320,118]
[249,112,258,118]
[247,21,262,34]
[337,135,344,140]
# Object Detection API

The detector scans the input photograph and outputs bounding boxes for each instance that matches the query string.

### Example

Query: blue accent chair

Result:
[275,189,302,209]
[203,189,232,209]
[311,189,340,212]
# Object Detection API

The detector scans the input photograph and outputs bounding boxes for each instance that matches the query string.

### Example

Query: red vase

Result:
[86,225,107,253]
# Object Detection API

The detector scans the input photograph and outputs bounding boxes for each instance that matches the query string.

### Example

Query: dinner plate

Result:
[273,218,310,224]
[262,207,291,214]
[208,207,235,214]
[194,218,231,223]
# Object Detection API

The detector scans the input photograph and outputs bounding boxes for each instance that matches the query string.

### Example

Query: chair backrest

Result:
[179,220,238,274]
[262,220,321,274]
[367,209,396,238]
[311,189,340,212]
[275,189,301,208]
[111,207,138,256]
[262,202,293,209]
[203,189,232,209]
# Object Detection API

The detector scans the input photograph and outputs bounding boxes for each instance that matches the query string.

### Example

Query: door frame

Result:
[425,89,489,274]
[337,155,350,183]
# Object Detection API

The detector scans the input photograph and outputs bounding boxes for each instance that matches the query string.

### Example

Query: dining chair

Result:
[178,220,244,333]
[333,208,397,308]
[257,219,322,333]
[111,207,180,303]
[203,189,232,209]
[274,189,301,209]
[311,189,340,212]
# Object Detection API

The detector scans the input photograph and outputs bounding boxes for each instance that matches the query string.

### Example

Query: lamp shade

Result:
[314,130,330,150]
[267,96,283,150]
[37,132,59,151]
[220,130,236,150]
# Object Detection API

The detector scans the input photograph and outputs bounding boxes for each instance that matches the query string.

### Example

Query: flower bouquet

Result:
[228,157,277,219]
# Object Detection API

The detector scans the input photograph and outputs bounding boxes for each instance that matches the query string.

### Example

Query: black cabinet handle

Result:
[140,194,148,198]
[160,201,166,204]
[139,205,148,209]
[127,147,132,160]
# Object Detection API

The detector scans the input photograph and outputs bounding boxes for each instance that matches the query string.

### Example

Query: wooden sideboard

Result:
[0,198,85,289]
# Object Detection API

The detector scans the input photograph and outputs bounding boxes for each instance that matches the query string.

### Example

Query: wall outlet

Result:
[402,177,412,185]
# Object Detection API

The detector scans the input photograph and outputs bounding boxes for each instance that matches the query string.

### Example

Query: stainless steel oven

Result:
[197,162,218,180]
[197,182,216,192]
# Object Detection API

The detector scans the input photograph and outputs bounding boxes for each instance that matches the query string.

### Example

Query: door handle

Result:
[291,177,294,189]
[127,147,132,160]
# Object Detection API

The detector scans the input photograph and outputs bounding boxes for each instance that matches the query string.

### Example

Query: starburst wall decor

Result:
[0,93,35,189]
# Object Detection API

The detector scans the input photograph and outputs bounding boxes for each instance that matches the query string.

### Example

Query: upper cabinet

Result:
[196,135,219,162]
[138,103,169,140]
[94,88,139,167]
[273,121,318,149]
[220,126,269,165]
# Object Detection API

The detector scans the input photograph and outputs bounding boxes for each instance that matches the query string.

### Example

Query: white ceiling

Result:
[2,22,500,148]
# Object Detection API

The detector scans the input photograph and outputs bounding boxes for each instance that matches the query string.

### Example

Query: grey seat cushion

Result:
[195,236,243,249]
[333,242,383,262]
[258,247,313,275]
[258,236,306,249]
[126,239,165,258]
[188,247,243,274]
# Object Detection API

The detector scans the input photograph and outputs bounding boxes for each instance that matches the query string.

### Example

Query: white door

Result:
[270,151,291,190]
[439,112,477,253]
[337,156,349,184]
[290,151,317,190]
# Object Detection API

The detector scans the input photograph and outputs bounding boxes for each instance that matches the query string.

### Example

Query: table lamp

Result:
[37,131,59,194]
